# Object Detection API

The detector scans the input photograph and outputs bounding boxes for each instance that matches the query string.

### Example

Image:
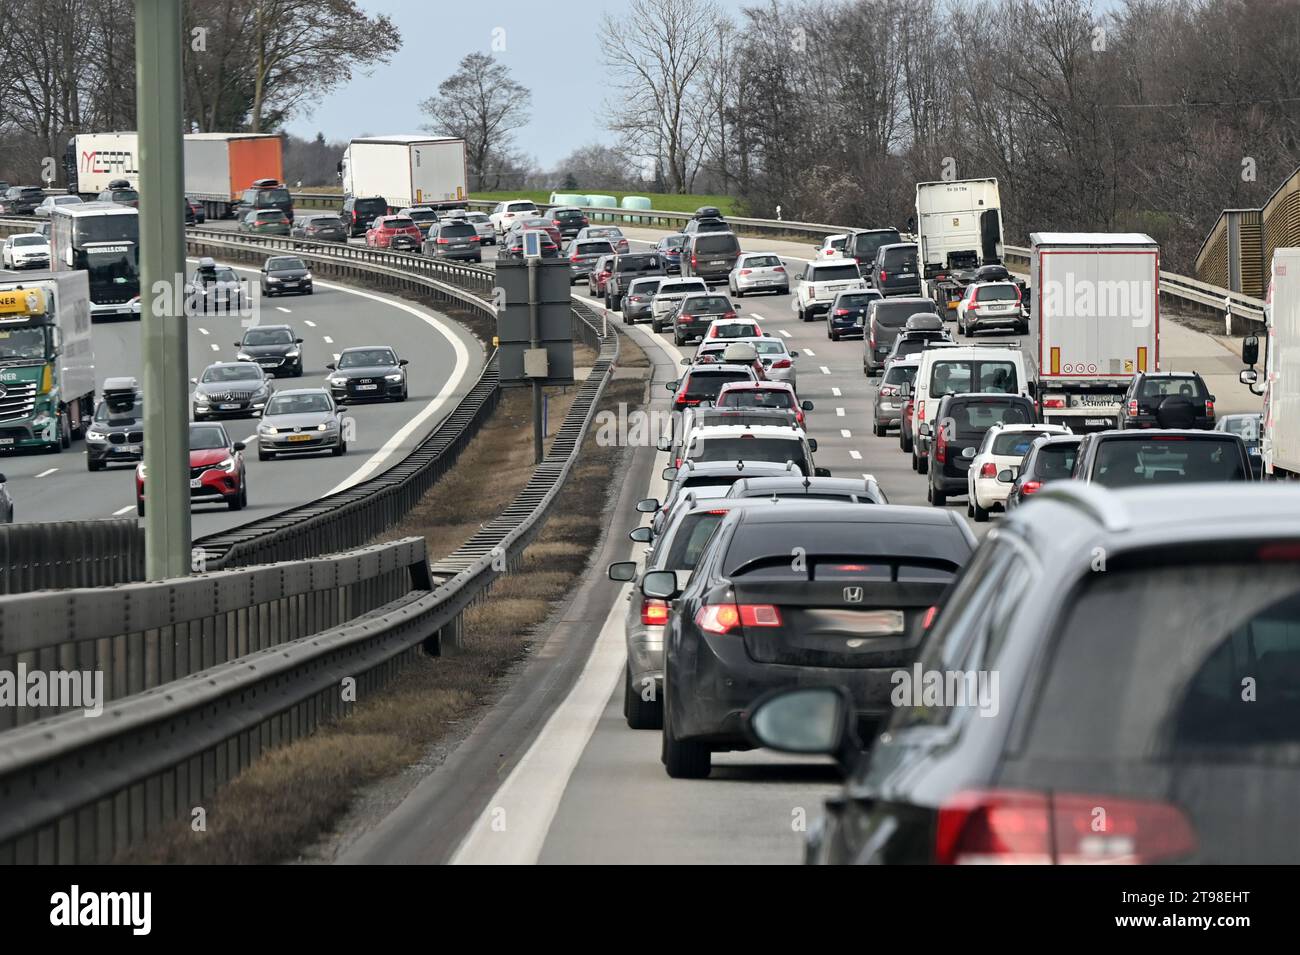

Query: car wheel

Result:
[900,431,913,454]
[87,457,103,472]
[927,481,945,506]
[651,320,661,333]
[873,421,886,437]
[967,501,975,518]
[228,488,244,510]
[58,411,71,449]
[973,499,990,522]
[625,667,663,730]
[917,453,929,476]
[399,387,408,402]
[332,440,346,457]
[258,448,273,461]
[674,333,685,346]
[830,329,839,341]
[734,286,744,298]
[662,687,710,779]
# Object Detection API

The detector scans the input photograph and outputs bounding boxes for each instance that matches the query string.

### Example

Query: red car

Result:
[135,422,247,516]
[512,217,563,249]
[588,255,615,296]
[715,381,811,425]
[365,215,422,252]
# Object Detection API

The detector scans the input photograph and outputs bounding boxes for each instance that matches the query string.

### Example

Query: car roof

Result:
[206,361,261,369]
[730,476,875,494]
[812,257,858,267]
[1135,370,1204,379]
[691,424,803,437]
[243,323,292,332]
[340,344,396,353]
[735,503,958,527]
[1087,428,1236,440]
[718,380,794,392]
[989,422,1067,433]
[269,387,331,398]
[686,363,753,373]
[939,391,1031,405]
[675,459,800,476]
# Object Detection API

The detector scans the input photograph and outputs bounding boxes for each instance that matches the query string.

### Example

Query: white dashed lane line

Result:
[277,307,292,313]
[778,329,791,338]
[323,335,334,344]
[832,387,842,396]
[820,366,831,375]
[304,320,317,327]
[849,449,862,460]
[111,505,135,516]
[803,348,816,357]
[35,468,57,478]
[198,327,209,336]
[210,343,220,351]
[840,429,852,438]
[836,407,845,416]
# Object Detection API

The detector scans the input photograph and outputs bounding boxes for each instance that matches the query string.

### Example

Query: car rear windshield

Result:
[385,217,415,229]
[255,210,287,221]
[718,390,794,410]
[1092,437,1247,486]
[975,284,1019,302]
[508,202,538,212]
[682,371,752,399]
[893,339,930,358]
[881,247,918,268]
[812,264,861,282]
[743,254,782,268]
[850,230,901,259]
[753,340,787,356]
[661,281,707,296]
[883,364,918,386]
[258,188,290,203]
[946,399,1033,431]
[1029,442,1079,478]
[661,236,687,250]
[1221,416,1262,439]
[838,293,874,307]
[308,216,343,228]
[930,360,1018,396]
[1013,559,1300,860]
[663,512,727,571]
[437,222,476,238]
[689,436,808,471]
[576,241,614,256]
[1140,377,1208,398]
[616,254,661,272]
[991,430,1056,456]
[189,426,228,450]
[694,235,740,254]
[353,198,387,214]
[874,300,937,327]
[723,520,963,578]
[554,209,585,219]
[685,297,732,313]
[405,210,437,222]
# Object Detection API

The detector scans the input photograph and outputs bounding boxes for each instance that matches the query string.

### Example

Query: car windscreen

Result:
[689,437,807,471]
[1029,442,1079,479]
[991,430,1056,456]
[339,349,396,368]
[95,397,142,422]
[266,393,332,415]
[881,247,918,269]
[718,390,794,410]
[694,235,739,254]
[1140,377,1208,398]
[201,365,260,382]
[930,360,1018,396]
[812,264,861,282]
[267,258,305,271]
[1092,437,1247,486]
[13,236,45,246]
[1014,559,1300,861]
[576,242,613,256]
[189,426,229,450]
[244,328,294,345]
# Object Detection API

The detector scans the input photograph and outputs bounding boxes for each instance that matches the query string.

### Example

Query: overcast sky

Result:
[283,0,755,168]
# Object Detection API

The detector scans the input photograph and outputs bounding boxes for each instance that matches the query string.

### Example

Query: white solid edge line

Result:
[449,300,680,865]
[111,505,135,516]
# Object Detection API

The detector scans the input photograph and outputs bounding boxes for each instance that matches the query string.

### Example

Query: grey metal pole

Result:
[137,0,191,579]
[528,258,543,464]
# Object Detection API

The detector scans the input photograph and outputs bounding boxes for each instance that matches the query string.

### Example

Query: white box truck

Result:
[338,135,467,210]
[1242,248,1300,479]
[1031,232,1160,431]
[915,178,1004,310]
[65,133,140,197]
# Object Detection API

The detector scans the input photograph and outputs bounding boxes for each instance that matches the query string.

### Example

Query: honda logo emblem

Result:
[843,586,863,603]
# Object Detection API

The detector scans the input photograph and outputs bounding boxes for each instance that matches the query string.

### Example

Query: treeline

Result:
[601,0,1300,270]
[0,0,396,186]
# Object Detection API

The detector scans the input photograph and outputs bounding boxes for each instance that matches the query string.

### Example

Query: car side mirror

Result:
[1208,394,1216,404]
[656,437,671,452]
[998,469,1014,483]
[814,467,832,477]
[1239,369,1258,386]
[399,359,409,366]
[325,363,336,370]
[628,526,652,543]
[189,377,198,384]
[665,380,678,392]
[295,338,304,344]
[789,352,798,360]
[607,561,637,582]
[801,400,813,411]
[0,473,7,483]
[680,358,691,366]
[233,442,246,451]
[1242,335,1259,366]
[662,467,678,481]
[640,570,681,600]
[636,498,660,513]
[961,447,976,459]
[807,438,818,452]
[233,342,242,347]
[743,685,860,771]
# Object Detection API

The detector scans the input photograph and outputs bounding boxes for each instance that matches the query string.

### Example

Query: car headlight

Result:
[328,376,347,387]
[259,424,277,434]
[218,456,236,472]
[285,347,300,358]
[236,351,252,361]
[316,423,328,432]
[303,272,313,280]
[194,395,209,406]
[138,463,147,479]
[85,429,107,441]
[267,276,280,283]
[385,373,403,382]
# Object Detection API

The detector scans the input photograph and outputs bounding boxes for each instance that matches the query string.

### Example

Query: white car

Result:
[815,234,848,258]
[728,252,789,297]
[956,281,1027,337]
[488,199,540,236]
[792,257,867,321]
[701,314,760,342]
[1,233,50,270]
[34,195,83,218]
[966,423,1071,521]
[650,277,708,332]
[464,211,495,245]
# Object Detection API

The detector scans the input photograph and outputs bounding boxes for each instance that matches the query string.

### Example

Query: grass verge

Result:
[116,334,647,864]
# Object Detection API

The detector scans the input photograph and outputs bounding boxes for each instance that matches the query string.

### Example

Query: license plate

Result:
[1085,418,1111,427]
[1249,447,1261,456]
[805,608,906,636]
[355,384,378,391]
[189,478,202,489]
[120,445,141,454]
[218,403,239,410]
[282,281,298,287]
[0,437,14,445]
[287,434,312,442]
[710,260,726,266]
[1072,395,1117,407]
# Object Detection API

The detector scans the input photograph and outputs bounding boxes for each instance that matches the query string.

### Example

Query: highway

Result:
[338,221,1261,865]
[0,255,482,534]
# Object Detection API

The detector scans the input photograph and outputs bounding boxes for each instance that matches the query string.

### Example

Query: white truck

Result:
[64,133,140,197]
[915,178,1004,310]
[1241,248,1300,479]
[338,136,468,210]
[1031,232,1160,431]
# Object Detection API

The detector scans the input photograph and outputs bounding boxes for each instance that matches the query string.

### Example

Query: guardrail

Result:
[0,520,143,595]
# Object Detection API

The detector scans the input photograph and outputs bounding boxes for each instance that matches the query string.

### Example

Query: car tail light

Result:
[936,273,947,282]
[692,254,698,266]
[921,605,939,630]
[918,402,926,422]
[1020,479,1043,495]
[1205,399,1214,416]
[771,358,792,369]
[1043,396,1065,409]
[935,789,1196,865]
[869,332,877,348]
[979,462,996,478]
[695,603,781,635]
[641,598,670,626]
[723,311,737,319]
[774,266,785,273]
[795,410,805,425]
[740,269,752,275]
[935,424,948,463]
[1127,399,1139,416]
[880,270,888,282]
[436,238,449,244]
[834,308,850,316]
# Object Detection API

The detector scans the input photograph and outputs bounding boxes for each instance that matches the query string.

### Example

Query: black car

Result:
[842,227,902,269]
[681,232,742,284]
[327,346,409,402]
[85,378,144,471]
[499,229,560,259]
[567,239,615,284]
[605,252,665,310]
[928,392,1037,505]
[1120,371,1216,430]
[341,195,389,236]
[1004,434,1080,510]
[291,213,346,243]
[260,255,313,296]
[186,198,206,224]
[549,206,589,239]
[0,186,46,215]
[644,503,977,778]
[864,296,940,375]
[681,217,731,236]
[671,293,736,346]
[422,219,482,262]
[869,243,921,297]
[1072,429,1252,487]
[884,327,953,364]
[235,324,304,377]
[746,482,1300,864]
[825,290,881,341]
[234,178,293,220]
[191,362,274,420]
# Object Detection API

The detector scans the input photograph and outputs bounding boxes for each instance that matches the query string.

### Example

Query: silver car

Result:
[464,211,495,245]
[622,276,662,324]
[872,357,919,435]
[256,388,348,460]
[753,336,798,389]
[728,252,790,297]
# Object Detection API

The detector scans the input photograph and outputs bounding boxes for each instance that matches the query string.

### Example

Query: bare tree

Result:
[420,52,531,191]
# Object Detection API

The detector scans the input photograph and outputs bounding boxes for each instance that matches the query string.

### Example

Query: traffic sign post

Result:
[137,0,192,579]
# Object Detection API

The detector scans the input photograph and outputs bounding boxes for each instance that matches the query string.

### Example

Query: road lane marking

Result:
[778,329,791,338]
[198,327,209,336]
[112,505,135,516]
[820,366,831,375]
[210,343,220,351]
[803,348,816,356]
[277,306,291,313]
[35,468,57,478]
[832,387,842,396]
[836,407,845,416]
[323,335,334,343]
[840,429,852,438]
[849,449,862,460]
[749,313,764,321]
[333,353,341,361]
[304,319,317,327]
